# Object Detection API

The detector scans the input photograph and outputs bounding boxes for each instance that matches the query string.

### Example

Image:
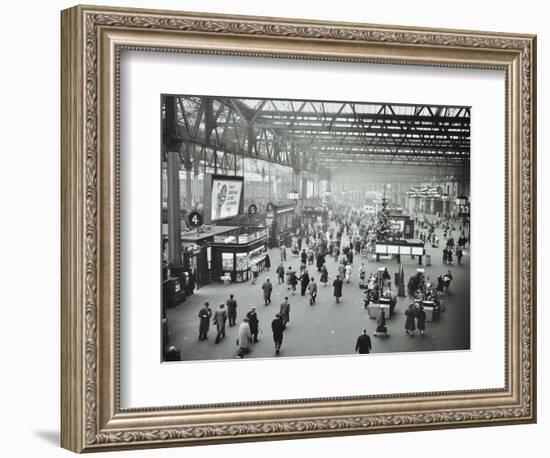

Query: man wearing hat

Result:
[213,302,227,344]
[246,306,260,343]
[271,313,284,354]
[355,329,372,354]
[237,317,252,358]
[198,302,212,341]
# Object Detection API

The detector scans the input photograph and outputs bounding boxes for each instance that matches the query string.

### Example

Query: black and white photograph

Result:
[161,94,471,362]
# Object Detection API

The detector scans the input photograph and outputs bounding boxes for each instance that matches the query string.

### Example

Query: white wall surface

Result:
[0,0,546,457]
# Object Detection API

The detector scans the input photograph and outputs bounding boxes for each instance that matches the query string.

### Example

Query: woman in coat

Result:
[333,275,343,303]
[316,253,325,272]
[279,298,290,328]
[416,304,427,336]
[237,318,252,358]
[404,302,417,336]
[264,253,271,271]
[320,265,329,286]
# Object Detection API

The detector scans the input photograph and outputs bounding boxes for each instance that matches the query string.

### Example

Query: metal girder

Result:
[162,96,470,171]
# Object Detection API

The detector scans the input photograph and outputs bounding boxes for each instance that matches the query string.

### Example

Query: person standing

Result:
[213,303,227,344]
[246,306,260,343]
[279,297,290,328]
[320,264,329,286]
[264,252,271,271]
[276,263,285,284]
[188,267,196,294]
[308,277,318,305]
[355,329,372,354]
[251,262,259,284]
[280,244,287,262]
[165,345,181,361]
[404,302,417,336]
[442,247,448,264]
[301,249,307,265]
[226,294,237,326]
[262,278,273,305]
[237,317,252,358]
[198,302,212,340]
[333,275,343,304]
[300,269,310,296]
[316,252,325,273]
[416,304,427,336]
[271,313,284,354]
[447,248,453,264]
[346,249,353,265]
[456,247,463,265]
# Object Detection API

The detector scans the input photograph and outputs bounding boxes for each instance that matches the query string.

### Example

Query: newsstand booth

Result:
[179,225,240,288]
[210,226,269,282]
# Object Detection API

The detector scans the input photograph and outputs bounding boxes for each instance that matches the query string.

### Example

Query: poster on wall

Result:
[211,175,244,221]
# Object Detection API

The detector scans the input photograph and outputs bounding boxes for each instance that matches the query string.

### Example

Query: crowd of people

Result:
[164,205,467,361]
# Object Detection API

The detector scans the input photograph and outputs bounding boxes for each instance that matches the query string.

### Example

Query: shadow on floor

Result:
[34,430,60,446]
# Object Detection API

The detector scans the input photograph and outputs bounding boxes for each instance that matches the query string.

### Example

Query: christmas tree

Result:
[375,194,392,241]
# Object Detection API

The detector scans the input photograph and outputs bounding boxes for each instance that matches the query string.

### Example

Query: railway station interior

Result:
[161,95,471,361]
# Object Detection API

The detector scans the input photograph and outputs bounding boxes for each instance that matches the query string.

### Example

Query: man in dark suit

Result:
[198,302,212,341]
[355,329,372,354]
[262,278,273,305]
[271,313,285,354]
[226,294,237,326]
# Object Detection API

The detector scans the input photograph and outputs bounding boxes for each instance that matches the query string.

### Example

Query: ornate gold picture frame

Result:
[61,4,536,453]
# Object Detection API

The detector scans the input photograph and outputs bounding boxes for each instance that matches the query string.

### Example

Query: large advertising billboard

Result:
[210,176,244,221]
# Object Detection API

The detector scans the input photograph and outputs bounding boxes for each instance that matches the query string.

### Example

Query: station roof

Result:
[164,95,470,174]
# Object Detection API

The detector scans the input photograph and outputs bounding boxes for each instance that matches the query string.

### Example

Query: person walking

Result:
[404,302,417,336]
[271,313,284,355]
[288,267,298,295]
[308,277,318,305]
[280,244,287,262]
[355,329,372,354]
[443,270,453,294]
[344,263,352,284]
[300,269,310,296]
[442,247,448,264]
[333,275,343,304]
[301,249,308,265]
[264,252,271,271]
[262,278,273,305]
[226,294,237,326]
[456,247,463,265]
[320,264,329,286]
[237,317,252,358]
[246,306,260,343]
[447,248,453,264]
[279,297,290,328]
[213,303,227,343]
[198,302,212,340]
[276,263,285,284]
[316,252,325,273]
[416,304,427,336]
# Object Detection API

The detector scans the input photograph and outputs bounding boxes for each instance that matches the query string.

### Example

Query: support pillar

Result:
[182,142,193,212]
[167,151,182,266]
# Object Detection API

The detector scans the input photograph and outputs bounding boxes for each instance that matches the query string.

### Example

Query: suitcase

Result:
[367,304,380,319]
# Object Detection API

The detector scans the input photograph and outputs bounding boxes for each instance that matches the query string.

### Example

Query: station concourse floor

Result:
[166,226,470,362]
